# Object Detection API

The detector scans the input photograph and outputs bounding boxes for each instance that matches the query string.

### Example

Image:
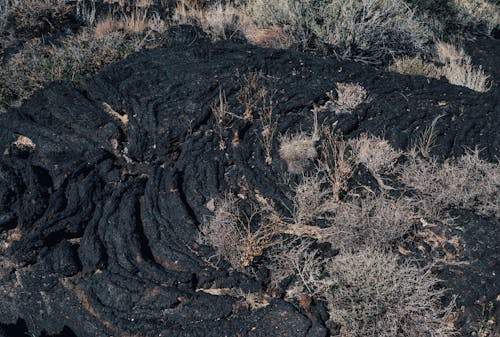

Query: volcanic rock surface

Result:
[0,29,499,336]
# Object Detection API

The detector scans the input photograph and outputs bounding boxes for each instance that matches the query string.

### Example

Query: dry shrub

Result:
[95,9,166,38]
[436,42,492,93]
[174,0,239,39]
[400,149,500,218]
[0,29,143,111]
[198,195,282,271]
[243,24,293,49]
[279,133,317,174]
[7,0,71,33]
[241,0,433,63]
[388,56,443,79]
[317,128,354,200]
[453,0,500,35]
[292,173,334,225]
[324,249,456,337]
[324,193,417,251]
[349,134,401,175]
[333,82,368,114]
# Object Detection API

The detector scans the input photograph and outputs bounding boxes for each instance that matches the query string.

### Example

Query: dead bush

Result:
[349,134,401,175]
[400,149,500,219]
[323,193,417,251]
[324,249,456,337]
[198,195,282,271]
[279,133,317,174]
[333,82,368,114]
[292,173,335,225]
[389,56,443,79]
[267,239,331,299]
[453,0,500,36]
[7,0,71,33]
[317,128,354,200]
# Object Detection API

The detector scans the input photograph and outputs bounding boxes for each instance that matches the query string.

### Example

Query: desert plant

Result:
[0,29,144,111]
[241,0,433,63]
[292,173,334,225]
[173,0,240,40]
[323,193,417,251]
[279,132,317,173]
[332,82,368,113]
[453,0,500,35]
[323,250,456,337]
[199,195,282,270]
[436,42,492,92]
[317,127,355,200]
[268,239,331,298]
[400,148,500,218]
[257,89,277,165]
[389,56,443,79]
[349,134,401,175]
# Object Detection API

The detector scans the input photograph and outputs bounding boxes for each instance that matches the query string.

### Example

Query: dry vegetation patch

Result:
[324,250,456,337]
[388,56,443,79]
[279,133,317,174]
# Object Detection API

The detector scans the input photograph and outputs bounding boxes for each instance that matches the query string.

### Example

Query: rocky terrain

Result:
[0,1,499,336]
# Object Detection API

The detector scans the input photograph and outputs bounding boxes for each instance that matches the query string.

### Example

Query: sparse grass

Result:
[436,42,492,92]
[257,89,277,165]
[0,30,144,111]
[389,56,443,79]
[241,0,434,63]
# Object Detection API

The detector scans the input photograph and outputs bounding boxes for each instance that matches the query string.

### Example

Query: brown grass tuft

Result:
[389,56,443,79]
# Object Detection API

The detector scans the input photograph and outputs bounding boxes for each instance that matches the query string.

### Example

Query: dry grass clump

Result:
[333,83,368,114]
[388,56,443,79]
[0,30,143,111]
[95,8,166,38]
[453,0,500,35]
[323,250,456,337]
[436,42,492,93]
[349,134,401,175]
[279,133,317,174]
[400,149,500,218]
[199,195,282,271]
[173,0,240,40]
